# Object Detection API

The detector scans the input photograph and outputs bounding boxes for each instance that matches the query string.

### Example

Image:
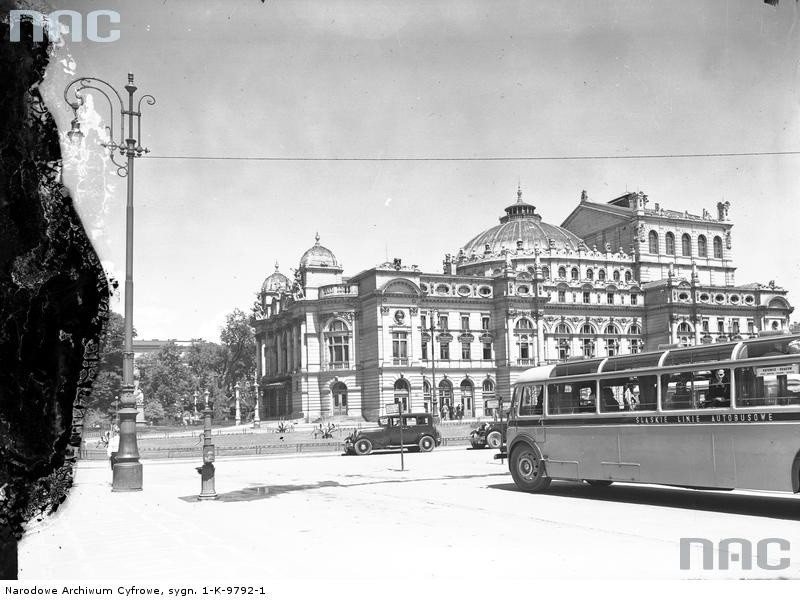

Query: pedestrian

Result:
[448,403,454,420]
[107,430,120,470]
[457,403,463,421]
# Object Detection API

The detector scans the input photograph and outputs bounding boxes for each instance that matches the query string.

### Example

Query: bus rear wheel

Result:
[510,444,551,493]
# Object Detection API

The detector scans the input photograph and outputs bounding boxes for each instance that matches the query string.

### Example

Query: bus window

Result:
[597,375,657,412]
[517,385,543,416]
[735,363,800,407]
[547,380,596,415]
[737,338,800,359]
[661,369,731,410]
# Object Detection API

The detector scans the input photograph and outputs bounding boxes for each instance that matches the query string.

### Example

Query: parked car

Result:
[469,421,506,449]
[344,412,441,455]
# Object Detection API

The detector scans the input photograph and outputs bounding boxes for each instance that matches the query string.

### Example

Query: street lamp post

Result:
[253,379,261,428]
[197,389,217,501]
[428,310,438,418]
[64,73,156,491]
[234,382,241,426]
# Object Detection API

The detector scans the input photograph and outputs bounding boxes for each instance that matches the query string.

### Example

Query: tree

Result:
[137,343,195,425]
[82,312,127,421]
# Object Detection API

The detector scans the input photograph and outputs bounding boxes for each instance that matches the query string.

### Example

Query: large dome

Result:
[459,187,583,258]
[300,233,340,269]
[261,262,292,294]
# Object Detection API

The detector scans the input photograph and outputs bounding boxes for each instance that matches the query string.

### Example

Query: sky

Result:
[40,0,800,342]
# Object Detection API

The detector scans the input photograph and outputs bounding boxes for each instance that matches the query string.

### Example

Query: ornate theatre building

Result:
[252,188,793,422]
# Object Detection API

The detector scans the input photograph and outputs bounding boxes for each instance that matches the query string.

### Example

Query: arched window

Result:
[331,382,348,415]
[713,236,723,258]
[555,323,571,335]
[460,379,474,416]
[541,266,550,280]
[605,323,619,335]
[677,321,693,347]
[698,235,707,257]
[557,266,567,279]
[613,270,620,282]
[516,317,534,330]
[423,380,432,410]
[326,319,351,368]
[681,233,691,257]
[438,379,453,412]
[482,379,495,417]
[665,232,675,255]
[394,379,410,412]
[624,271,632,282]
[629,324,641,335]
[570,267,579,280]
[580,323,595,335]
[598,269,606,281]
[586,268,594,280]
[648,231,659,254]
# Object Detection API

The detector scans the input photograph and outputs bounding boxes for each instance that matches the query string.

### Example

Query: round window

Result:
[478,286,492,297]
[745,295,754,304]
[517,285,529,295]
[457,285,471,296]
[699,293,710,302]
[715,294,725,303]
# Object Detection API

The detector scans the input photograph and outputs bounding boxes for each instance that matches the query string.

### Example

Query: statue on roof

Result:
[717,201,730,221]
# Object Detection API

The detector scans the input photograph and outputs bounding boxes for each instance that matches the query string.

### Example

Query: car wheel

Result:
[418,435,435,452]
[354,439,373,456]
[486,431,502,449]
[585,480,613,487]
[510,444,551,493]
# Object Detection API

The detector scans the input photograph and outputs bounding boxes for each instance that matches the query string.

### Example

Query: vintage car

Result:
[344,412,442,455]
[469,421,507,449]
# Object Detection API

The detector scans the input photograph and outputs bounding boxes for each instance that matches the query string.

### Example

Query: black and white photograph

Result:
[2,0,800,592]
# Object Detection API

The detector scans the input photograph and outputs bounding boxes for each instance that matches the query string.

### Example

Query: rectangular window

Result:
[747,320,754,333]
[702,319,709,332]
[461,342,471,360]
[481,315,490,330]
[630,293,638,305]
[607,292,614,305]
[482,342,492,360]
[514,384,544,416]
[520,341,530,359]
[630,339,641,354]
[461,315,470,330]
[557,290,566,303]
[439,315,449,330]
[581,339,593,358]
[392,332,408,359]
[717,319,724,333]
[546,380,597,415]
[583,291,590,303]
[421,341,428,360]
[440,342,450,360]
[661,369,731,410]
[598,375,658,413]
[420,314,427,329]
[731,319,740,334]
[735,363,800,407]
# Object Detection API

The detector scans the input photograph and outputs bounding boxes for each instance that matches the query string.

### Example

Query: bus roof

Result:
[514,333,800,383]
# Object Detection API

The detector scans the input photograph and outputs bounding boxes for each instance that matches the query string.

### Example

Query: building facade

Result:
[252,188,794,422]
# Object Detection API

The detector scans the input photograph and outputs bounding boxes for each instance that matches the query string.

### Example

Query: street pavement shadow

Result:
[487,481,800,521]
[180,472,507,503]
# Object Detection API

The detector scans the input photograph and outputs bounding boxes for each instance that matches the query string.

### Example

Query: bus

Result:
[504,332,800,494]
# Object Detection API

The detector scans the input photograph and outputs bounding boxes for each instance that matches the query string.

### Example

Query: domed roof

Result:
[459,186,583,258]
[261,262,292,294]
[300,233,340,269]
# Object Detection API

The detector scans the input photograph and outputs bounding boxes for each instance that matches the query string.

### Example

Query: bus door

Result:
[515,384,545,442]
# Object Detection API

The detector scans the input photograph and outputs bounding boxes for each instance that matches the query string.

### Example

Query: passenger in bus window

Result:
[601,387,619,412]
[623,384,638,410]
[706,369,731,408]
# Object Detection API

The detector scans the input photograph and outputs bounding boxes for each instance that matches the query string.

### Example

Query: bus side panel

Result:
[541,424,618,481]
[619,425,716,488]
[731,423,799,493]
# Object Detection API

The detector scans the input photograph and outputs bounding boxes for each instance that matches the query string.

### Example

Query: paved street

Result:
[17,447,800,580]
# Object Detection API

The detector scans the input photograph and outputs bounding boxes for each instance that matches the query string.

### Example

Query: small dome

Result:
[300,233,340,268]
[261,262,291,294]
[459,186,583,257]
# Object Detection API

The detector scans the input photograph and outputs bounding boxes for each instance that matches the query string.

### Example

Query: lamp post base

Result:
[197,463,217,500]
[112,461,143,492]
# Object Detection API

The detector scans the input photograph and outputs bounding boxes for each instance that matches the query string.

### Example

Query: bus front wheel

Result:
[510,444,551,493]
